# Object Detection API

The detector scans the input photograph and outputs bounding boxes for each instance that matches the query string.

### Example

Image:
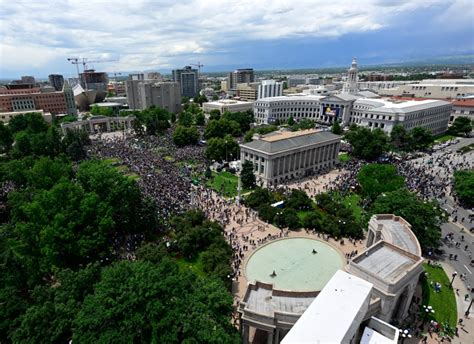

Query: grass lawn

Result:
[297,210,314,222]
[103,157,120,165]
[175,254,206,278]
[342,193,363,221]
[434,134,456,143]
[339,152,351,163]
[421,264,457,330]
[457,143,474,154]
[206,171,247,198]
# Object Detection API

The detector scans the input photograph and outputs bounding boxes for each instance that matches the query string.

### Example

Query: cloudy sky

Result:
[0,0,473,78]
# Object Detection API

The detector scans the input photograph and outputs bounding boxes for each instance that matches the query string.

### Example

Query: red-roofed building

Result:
[450,99,474,122]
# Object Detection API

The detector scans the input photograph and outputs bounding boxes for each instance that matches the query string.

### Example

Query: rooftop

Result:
[354,97,450,113]
[374,215,421,256]
[240,129,341,154]
[452,99,474,107]
[282,270,373,344]
[351,241,420,283]
[241,281,318,318]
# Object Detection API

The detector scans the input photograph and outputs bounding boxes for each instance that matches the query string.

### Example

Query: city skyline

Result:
[1,0,473,78]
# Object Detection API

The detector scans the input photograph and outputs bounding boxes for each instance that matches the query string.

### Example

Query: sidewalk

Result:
[441,262,474,344]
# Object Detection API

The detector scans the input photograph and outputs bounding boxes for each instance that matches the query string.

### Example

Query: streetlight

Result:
[449,271,458,289]
[398,328,412,344]
[421,305,435,324]
[465,288,473,317]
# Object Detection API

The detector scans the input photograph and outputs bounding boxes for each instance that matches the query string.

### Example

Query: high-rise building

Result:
[258,80,283,99]
[62,80,77,116]
[48,74,65,91]
[342,58,359,94]
[172,66,198,98]
[227,68,254,90]
[125,74,181,113]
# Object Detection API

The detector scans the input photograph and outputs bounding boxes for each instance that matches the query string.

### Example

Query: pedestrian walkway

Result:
[441,262,474,344]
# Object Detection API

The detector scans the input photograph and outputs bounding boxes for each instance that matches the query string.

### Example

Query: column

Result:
[274,329,280,344]
[267,329,274,344]
[242,324,249,344]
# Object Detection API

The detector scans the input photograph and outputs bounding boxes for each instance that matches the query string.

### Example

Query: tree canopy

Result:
[357,164,405,200]
[172,125,200,147]
[449,116,472,137]
[453,170,474,207]
[240,160,256,189]
[205,135,239,162]
[345,126,389,160]
[370,189,447,249]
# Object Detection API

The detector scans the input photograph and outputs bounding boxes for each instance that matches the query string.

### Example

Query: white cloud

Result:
[0,0,467,74]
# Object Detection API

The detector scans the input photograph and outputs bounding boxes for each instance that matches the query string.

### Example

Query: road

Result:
[408,137,474,294]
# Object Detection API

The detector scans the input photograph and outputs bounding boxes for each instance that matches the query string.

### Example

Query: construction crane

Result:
[67,57,118,74]
[190,62,204,76]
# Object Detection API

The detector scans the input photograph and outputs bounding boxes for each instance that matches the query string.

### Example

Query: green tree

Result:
[12,264,100,343]
[370,189,447,249]
[245,187,274,209]
[222,110,254,132]
[390,124,410,151]
[453,170,474,207]
[257,204,277,223]
[73,260,239,344]
[212,95,219,101]
[205,135,239,162]
[135,107,171,135]
[287,116,295,126]
[275,208,300,230]
[450,116,472,137]
[195,112,205,126]
[357,164,405,200]
[241,160,256,189]
[172,126,199,147]
[170,112,176,123]
[90,105,113,117]
[0,124,13,154]
[209,109,221,121]
[193,94,208,106]
[302,211,323,230]
[409,127,434,150]
[63,129,91,161]
[286,189,313,210]
[177,111,194,127]
[204,119,241,139]
[331,121,343,135]
[345,127,389,160]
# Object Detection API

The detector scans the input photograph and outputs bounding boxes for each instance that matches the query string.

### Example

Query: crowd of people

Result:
[89,132,207,223]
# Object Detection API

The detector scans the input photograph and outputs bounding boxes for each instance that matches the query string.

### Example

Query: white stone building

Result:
[254,94,357,125]
[379,79,474,99]
[202,99,253,114]
[258,80,284,99]
[239,129,341,186]
[349,98,452,135]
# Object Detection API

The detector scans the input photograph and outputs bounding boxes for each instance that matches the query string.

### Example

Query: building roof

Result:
[452,99,474,107]
[241,282,317,318]
[240,129,341,154]
[204,99,253,106]
[351,241,420,283]
[375,215,421,256]
[282,270,373,344]
[360,327,397,344]
[354,97,451,114]
[257,94,325,102]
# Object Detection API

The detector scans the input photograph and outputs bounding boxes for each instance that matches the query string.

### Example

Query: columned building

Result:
[253,94,356,125]
[239,130,341,187]
[60,115,135,135]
